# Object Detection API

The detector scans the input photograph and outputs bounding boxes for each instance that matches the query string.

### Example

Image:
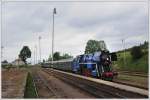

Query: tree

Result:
[85,40,107,54]
[48,55,52,61]
[48,52,73,61]
[143,41,148,49]
[19,46,31,64]
[43,59,45,63]
[2,60,8,64]
[61,53,73,59]
[53,52,61,61]
[130,46,143,60]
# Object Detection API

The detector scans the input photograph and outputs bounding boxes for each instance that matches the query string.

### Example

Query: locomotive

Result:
[72,50,117,81]
[41,50,117,81]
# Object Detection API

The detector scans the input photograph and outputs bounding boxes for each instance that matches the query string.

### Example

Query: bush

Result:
[19,65,27,68]
[130,46,143,60]
[24,73,37,98]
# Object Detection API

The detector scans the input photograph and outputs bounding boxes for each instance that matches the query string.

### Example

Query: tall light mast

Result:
[52,8,57,64]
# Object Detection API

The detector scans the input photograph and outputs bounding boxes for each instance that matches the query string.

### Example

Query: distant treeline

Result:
[48,52,73,61]
[116,41,148,53]
[113,41,148,72]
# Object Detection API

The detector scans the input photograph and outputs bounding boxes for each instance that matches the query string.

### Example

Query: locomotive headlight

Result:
[107,58,109,60]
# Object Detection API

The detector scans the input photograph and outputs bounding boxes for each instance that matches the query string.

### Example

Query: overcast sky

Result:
[1,1,148,63]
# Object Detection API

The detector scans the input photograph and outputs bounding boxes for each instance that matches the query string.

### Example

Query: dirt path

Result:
[2,68,28,98]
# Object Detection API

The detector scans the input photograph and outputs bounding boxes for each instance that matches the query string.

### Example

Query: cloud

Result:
[2,2,148,63]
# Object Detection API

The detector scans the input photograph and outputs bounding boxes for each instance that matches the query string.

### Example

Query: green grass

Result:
[24,73,37,98]
[113,49,148,73]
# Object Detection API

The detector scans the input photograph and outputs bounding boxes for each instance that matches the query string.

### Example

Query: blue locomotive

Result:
[72,51,117,80]
[41,51,117,81]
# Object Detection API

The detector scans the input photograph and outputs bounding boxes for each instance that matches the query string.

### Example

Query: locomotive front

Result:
[99,51,114,81]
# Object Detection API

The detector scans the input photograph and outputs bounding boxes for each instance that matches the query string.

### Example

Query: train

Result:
[41,50,117,81]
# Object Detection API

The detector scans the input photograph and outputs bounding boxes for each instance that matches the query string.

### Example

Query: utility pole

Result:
[80,51,82,55]
[122,39,126,68]
[1,2,4,62]
[35,45,37,64]
[39,36,41,63]
[1,46,4,61]
[34,46,35,65]
[52,8,57,64]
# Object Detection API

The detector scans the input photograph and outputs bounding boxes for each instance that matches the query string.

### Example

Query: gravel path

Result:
[2,68,28,98]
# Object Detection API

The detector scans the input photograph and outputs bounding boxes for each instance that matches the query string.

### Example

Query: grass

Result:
[113,48,148,73]
[24,72,37,98]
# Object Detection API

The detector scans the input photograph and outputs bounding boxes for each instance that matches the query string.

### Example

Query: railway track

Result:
[118,71,148,77]
[43,67,148,90]
[113,80,148,90]
[113,71,148,89]
[43,68,148,98]
[31,67,95,98]
[31,70,59,98]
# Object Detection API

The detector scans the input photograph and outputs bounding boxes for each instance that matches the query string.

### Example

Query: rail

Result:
[32,71,59,98]
[43,68,148,98]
